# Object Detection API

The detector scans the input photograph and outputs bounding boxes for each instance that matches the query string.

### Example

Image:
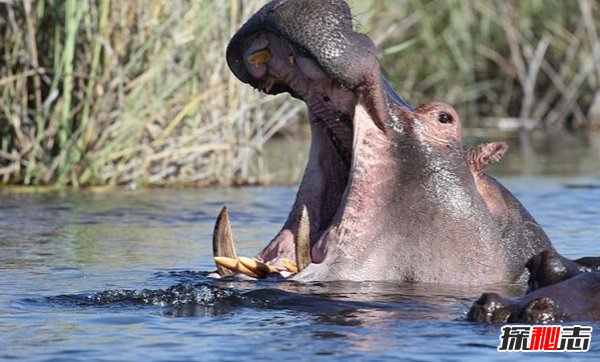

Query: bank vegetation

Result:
[1,0,599,186]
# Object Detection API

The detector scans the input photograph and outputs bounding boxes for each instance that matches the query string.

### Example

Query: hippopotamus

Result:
[214,0,553,284]
[468,249,600,322]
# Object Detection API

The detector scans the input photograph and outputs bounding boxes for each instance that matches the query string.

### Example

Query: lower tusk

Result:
[212,206,238,276]
[238,257,278,277]
[214,257,260,278]
[281,258,298,273]
[295,204,312,272]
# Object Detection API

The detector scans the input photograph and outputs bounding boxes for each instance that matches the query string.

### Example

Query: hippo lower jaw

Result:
[214,25,401,279]
[213,102,385,280]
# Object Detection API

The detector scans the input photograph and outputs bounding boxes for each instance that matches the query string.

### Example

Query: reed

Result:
[0,0,296,186]
[350,0,600,132]
[1,0,599,186]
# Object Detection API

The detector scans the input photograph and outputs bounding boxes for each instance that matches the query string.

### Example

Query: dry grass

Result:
[1,0,599,186]
[350,0,600,132]
[1,0,301,186]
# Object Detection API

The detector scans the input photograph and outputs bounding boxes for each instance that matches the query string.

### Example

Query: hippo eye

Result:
[438,112,453,124]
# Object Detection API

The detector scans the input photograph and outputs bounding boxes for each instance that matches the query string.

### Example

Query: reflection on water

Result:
[1,141,600,360]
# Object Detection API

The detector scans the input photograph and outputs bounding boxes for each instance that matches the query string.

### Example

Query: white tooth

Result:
[264,75,277,92]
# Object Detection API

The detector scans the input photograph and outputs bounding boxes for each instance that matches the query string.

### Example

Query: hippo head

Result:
[216,0,549,283]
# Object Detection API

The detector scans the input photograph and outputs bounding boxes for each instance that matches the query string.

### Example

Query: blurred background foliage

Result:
[0,0,599,187]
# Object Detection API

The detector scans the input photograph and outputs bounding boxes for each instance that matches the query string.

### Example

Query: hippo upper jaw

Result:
[226,0,378,96]
[225,0,411,129]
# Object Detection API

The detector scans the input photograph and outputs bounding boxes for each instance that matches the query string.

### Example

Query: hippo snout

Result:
[467,293,512,323]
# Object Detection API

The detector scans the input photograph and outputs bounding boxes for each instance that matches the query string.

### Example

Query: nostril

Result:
[438,112,453,124]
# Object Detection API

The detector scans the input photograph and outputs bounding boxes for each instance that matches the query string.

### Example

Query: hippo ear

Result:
[467,292,511,323]
[467,142,508,174]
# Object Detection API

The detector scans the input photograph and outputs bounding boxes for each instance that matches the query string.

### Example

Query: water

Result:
[1,176,600,361]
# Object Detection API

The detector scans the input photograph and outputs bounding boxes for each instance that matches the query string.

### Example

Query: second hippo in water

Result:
[469,249,600,322]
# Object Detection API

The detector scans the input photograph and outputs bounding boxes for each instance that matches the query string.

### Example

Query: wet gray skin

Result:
[525,249,600,292]
[225,0,552,283]
[468,273,600,323]
[469,249,600,322]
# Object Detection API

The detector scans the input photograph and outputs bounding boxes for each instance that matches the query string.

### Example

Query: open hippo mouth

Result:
[212,0,553,284]
[215,0,413,279]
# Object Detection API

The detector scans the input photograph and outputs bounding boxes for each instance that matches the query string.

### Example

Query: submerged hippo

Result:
[468,249,600,322]
[214,0,552,284]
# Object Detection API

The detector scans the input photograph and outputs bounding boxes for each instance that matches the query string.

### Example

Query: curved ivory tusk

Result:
[212,206,238,276]
[295,204,311,272]
[238,257,278,277]
[214,257,259,278]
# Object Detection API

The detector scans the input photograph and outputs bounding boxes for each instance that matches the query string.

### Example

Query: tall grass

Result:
[350,0,600,133]
[1,0,599,186]
[1,0,301,186]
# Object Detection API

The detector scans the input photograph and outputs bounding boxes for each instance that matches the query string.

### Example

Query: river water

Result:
[1,164,600,360]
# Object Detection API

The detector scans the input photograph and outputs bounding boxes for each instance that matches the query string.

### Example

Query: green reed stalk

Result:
[80,0,110,149]
[1,0,599,187]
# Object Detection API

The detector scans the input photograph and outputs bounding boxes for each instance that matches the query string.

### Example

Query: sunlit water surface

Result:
[1,175,599,361]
